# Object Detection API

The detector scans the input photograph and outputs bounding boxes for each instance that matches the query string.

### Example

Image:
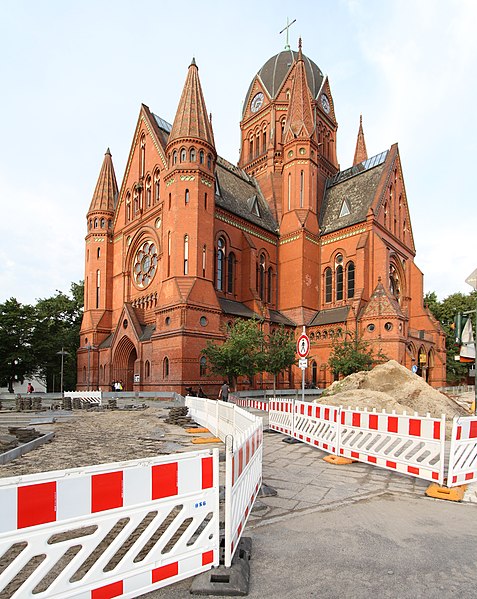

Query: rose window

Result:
[133,240,158,288]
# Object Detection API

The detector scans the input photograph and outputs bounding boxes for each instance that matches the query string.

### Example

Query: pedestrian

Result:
[27,383,34,394]
[198,386,207,398]
[111,381,116,392]
[218,381,229,402]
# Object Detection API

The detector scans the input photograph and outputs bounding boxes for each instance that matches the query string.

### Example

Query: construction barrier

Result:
[224,422,263,568]
[447,416,477,486]
[269,398,294,435]
[64,390,102,406]
[0,450,219,598]
[293,401,340,455]
[338,408,446,485]
[185,396,263,568]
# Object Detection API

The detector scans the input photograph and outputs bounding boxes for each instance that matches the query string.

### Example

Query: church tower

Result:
[80,149,118,348]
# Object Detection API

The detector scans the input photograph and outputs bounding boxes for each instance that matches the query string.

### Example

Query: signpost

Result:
[296,327,310,402]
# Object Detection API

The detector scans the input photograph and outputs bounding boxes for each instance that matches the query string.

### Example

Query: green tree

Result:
[0,298,37,392]
[201,318,265,388]
[32,282,84,391]
[328,332,386,378]
[424,289,477,384]
[264,326,296,393]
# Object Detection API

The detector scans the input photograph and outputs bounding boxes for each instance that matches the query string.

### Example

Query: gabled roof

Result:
[219,298,258,319]
[320,151,388,235]
[269,310,296,326]
[308,306,350,326]
[215,157,278,233]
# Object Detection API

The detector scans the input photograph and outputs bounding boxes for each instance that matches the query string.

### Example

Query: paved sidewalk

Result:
[144,413,477,598]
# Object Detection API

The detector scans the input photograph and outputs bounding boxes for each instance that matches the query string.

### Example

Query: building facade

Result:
[78,42,446,394]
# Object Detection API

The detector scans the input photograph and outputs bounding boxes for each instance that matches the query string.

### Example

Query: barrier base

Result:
[187,427,210,433]
[191,437,221,444]
[191,537,251,596]
[323,454,356,465]
[425,483,467,502]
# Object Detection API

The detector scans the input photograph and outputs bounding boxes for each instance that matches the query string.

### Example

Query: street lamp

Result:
[56,348,69,396]
[464,268,477,415]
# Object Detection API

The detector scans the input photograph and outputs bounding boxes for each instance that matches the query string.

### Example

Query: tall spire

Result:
[88,148,118,214]
[168,59,215,147]
[283,38,314,143]
[353,115,368,166]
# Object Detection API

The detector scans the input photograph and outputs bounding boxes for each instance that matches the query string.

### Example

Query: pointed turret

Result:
[283,39,314,143]
[353,115,368,166]
[88,148,118,214]
[168,59,215,148]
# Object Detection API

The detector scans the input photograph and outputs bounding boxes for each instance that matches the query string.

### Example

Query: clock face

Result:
[321,93,330,114]
[133,240,158,288]
[251,92,264,113]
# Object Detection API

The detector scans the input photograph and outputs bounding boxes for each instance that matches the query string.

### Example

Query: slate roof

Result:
[320,151,388,235]
[151,115,278,235]
[269,310,296,326]
[219,298,258,319]
[215,157,278,233]
[308,306,350,326]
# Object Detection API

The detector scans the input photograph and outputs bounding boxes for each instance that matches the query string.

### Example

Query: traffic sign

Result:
[299,358,308,369]
[411,365,418,374]
[465,268,477,291]
[297,334,310,358]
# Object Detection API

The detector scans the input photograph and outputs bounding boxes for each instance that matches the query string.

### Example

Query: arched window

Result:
[94,218,98,228]
[267,267,273,303]
[190,148,196,161]
[389,262,401,303]
[96,269,100,308]
[185,189,190,204]
[97,247,101,259]
[256,132,260,156]
[145,360,150,379]
[227,252,235,293]
[263,128,267,153]
[154,171,160,202]
[325,268,332,303]
[199,150,204,164]
[204,192,207,210]
[89,218,92,229]
[207,154,212,169]
[126,192,131,221]
[168,193,171,210]
[300,170,304,208]
[100,218,105,228]
[180,148,187,162]
[202,245,207,277]
[173,151,178,165]
[216,237,225,290]
[108,219,112,229]
[167,231,171,277]
[163,357,169,378]
[134,191,139,215]
[184,235,189,275]
[146,176,152,207]
[140,134,146,177]
[281,118,286,143]
[200,356,207,377]
[347,262,355,299]
[249,138,254,160]
[259,253,266,300]
[336,265,343,301]
[288,173,291,211]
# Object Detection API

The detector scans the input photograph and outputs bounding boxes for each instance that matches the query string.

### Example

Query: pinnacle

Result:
[88,149,118,215]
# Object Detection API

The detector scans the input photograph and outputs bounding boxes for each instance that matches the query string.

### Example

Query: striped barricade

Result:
[338,408,446,485]
[64,390,102,406]
[224,421,263,568]
[293,401,340,455]
[248,399,269,411]
[447,416,477,486]
[269,398,294,435]
[0,450,219,598]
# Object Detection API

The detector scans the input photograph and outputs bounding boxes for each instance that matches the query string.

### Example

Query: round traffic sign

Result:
[297,334,310,358]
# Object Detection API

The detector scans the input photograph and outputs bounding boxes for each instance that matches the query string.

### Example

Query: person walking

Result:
[218,381,229,402]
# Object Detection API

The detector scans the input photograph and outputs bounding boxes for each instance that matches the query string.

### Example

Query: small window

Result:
[145,360,150,379]
[173,151,178,165]
[185,189,190,204]
[227,252,235,294]
[200,316,208,326]
[180,148,187,162]
[325,268,332,303]
[385,322,393,331]
[123,319,128,329]
[339,200,351,218]
[207,154,212,169]
[190,148,196,161]
[97,247,101,259]
[216,237,225,291]
[165,316,171,326]
[199,150,204,164]
[200,356,207,377]
[336,265,343,301]
[204,192,208,210]
[184,235,189,275]
[100,218,105,228]
[347,262,355,299]
[367,324,375,332]
[163,357,169,378]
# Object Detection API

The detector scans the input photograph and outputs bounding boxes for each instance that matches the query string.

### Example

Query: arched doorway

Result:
[417,346,427,379]
[113,336,138,391]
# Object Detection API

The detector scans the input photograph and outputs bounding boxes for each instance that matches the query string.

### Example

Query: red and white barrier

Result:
[447,416,477,486]
[338,408,446,485]
[293,401,340,455]
[269,398,294,435]
[0,451,219,598]
[64,390,102,406]
[225,423,263,568]
[229,396,269,412]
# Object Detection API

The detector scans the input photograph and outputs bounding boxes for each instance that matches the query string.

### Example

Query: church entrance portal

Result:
[113,336,138,391]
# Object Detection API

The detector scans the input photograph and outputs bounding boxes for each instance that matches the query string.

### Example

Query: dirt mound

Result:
[320,360,465,420]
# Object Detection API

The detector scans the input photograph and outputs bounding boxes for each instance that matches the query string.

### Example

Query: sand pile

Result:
[319,360,466,421]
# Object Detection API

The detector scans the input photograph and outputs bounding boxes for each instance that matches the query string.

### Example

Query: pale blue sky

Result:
[1,0,476,304]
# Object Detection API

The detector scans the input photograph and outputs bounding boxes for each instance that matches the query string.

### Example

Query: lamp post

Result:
[464,269,477,415]
[85,343,97,391]
[57,348,69,397]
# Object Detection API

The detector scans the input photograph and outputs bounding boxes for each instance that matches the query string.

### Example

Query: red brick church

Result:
[78,40,446,394]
